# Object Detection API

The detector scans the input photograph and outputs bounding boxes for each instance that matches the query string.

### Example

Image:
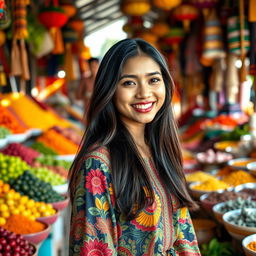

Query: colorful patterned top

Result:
[69,146,201,256]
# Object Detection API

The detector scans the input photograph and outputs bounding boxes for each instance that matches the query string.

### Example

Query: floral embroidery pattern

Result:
[131,193,161,231]
[69,146,201,256]
[85,168,107,195]
[81,239,113,256]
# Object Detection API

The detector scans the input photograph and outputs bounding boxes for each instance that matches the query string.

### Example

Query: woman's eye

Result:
[150,77,161,84]
[122,80,135,86]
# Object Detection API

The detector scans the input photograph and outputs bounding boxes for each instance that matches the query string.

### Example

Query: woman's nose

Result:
[136,83,152,98]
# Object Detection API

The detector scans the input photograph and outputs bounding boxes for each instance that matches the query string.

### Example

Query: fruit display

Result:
[37,129,78,155]
[32,161,68,179]
[0,190,56,224]
[0,181,13,197]
[0,126,11,139]
[35,155,71,169]
[30,141,58,156]
[52,126,82,145]
[5,94,71,131]
[9,171,65,203]
[1,143,40,165]
[0,106,28,134]
[29,167,66,186]
[0,227,36,255]
[0,153,29,182]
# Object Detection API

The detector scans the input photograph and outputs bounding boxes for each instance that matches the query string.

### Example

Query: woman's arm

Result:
[69,155,118,256]
[172,207,201,256]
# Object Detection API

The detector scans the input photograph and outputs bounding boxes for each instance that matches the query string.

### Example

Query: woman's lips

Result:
[131,102,155,113]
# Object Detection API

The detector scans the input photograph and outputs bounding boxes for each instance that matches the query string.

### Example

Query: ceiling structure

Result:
[74,0,161,36]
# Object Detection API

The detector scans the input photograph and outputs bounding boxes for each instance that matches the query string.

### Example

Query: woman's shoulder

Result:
[81,145,111,170]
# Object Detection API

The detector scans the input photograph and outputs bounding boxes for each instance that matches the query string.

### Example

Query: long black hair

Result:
[69,38,197,220]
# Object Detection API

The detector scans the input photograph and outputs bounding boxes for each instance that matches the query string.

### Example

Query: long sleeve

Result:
[172,207,201,256]
[69,152,119,256]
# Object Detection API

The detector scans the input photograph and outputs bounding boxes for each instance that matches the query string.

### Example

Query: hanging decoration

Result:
[202,9,225,60]
[153,0,181,11]
[10,0,30,81]
[150,22,170,37]
[61,3,76,18]
[69,18,84,35]
[39,0,68,54]
[122,16,144,37]
[121,0,151,16]
[172,3,199,31]
[164,27,184,52]
[62,26,78,81]
[227,16,250,55]
[249,0,256,22]
[137,30,158,47]
[190,0,218,18]
[0,29,6,86]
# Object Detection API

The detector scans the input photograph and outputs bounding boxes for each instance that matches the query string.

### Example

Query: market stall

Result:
[0,0,256,255]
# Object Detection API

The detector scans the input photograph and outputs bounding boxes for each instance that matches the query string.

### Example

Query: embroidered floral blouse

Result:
[69,146,201,256]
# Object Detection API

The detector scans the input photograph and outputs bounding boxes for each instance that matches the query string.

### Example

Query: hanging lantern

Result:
[164,27,184,51]
[153,0,181,11]
[172,3,199,31]
[190,0,218,17]
[39,0,68,54]
[137,30,158,46]
[69,19,84,34]
[227,16,250,55]
[62,26,78,43]
[121,0,151,16]
[123,16,144,36]
[61,4,76,18]
[202,10,225,59]
[150,22,170,37]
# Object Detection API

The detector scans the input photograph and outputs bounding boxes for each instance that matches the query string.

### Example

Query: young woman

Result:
[69,38,201,256]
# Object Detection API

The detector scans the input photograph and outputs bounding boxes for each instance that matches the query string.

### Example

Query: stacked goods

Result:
[0,126,11,139]
[0,227,36,255]
[203,190,248,205]
[186,171,216,183]
[203,115,238,130]
[196,149,232,164]
[2,214,46,234]
[217,198,256,214]
[0,181,13,196]
[9,171,65,203]
[33,155,70,178]
[191,178,230,191]
[0,153,29,182]
[29,167,66,186]
[30,141,58,156]
[6,94,70,131]
[247,241,256,251]
[37,129,78,155]
[52,126,82,145]
[0,190,56,224]
[1,143,40,165]
[227,207,256,227]
[0,106,27,134]
[221,170,256,186]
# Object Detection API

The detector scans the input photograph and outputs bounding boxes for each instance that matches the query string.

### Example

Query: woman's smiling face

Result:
[114,55,166,129]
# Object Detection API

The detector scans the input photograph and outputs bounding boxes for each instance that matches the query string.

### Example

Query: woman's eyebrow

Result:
[119,71,161,80]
